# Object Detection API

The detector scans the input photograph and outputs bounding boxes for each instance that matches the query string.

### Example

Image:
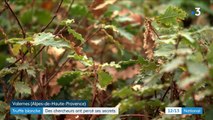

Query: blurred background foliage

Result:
[0,0,213,120]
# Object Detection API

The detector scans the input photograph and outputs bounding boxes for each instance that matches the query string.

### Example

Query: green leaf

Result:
[14,82,31,95]
[117,28,134,42]
[178,74,205,89]
[6,57,16,63]
[20,10,33,25]
[33,33,70,48]
[0,68,15,78]
[98,70,113,88]
[57,71,81,86]
[35,10,52,25]
[176,48,193,55]
[134,84,169,96]
[0,101,8,113]
[139,84,169,95]
[17,62,36,77]
[180,32,195,43]
[154,44,175,57]
[101,24,118,33]
[118,60,137,70]
[68,53,93,66]
[18,62,30,70]
[67,28,84,43]
[161,57,185,72]
[118,97,138,113]
[187,62,208,76]
[156,6,187,27]
[61,19,75,26]
[102,61,121,68]
[72,86,92,100]
[113,86,134,98]
[69,4,88,17]
[117,97,158,114]
[26,69,36,78]
[7,38,29,45]
[188,51,203,62]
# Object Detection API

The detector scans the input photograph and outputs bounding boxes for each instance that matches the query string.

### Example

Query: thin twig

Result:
[44,58,70,86]
[161,87,171,101]
[6,58,22,68]
[7,0,66,67]
[29,83,37,100]
[91,64,98,107]
[67,0,75,16]
[54,0,75,35]
[88,64,98,120]
[51,50,67,73]
[4,0,26,38]
[6,50,28,68]
[29,46,45,63]
[154,86,171,117]
[80,28,101,47]
[192,92,200,120]
[41,0,64,32]
[39,0,75,86]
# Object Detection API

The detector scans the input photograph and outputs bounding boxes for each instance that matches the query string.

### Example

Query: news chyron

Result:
[10,100,118,115]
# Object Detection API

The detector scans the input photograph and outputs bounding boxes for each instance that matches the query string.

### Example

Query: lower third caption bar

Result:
[10,107,119,115]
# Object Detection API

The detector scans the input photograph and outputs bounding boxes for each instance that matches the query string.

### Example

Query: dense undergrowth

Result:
[0,0,213,120]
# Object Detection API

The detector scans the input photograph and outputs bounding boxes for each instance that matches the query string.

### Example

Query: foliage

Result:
[0,0,213,120]
[33,33,71,48]
[156,6,187,27]
[98,70,113,88]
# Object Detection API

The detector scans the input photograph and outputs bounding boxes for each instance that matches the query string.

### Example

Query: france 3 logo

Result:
[191,7,201,16]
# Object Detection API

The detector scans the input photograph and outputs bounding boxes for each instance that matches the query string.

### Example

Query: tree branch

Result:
[154,86,171,116]
[29,46,45,63]
[44,58,70,86]
[54,0,75,35]
[4,0,26,38]
[91,64,98,107]
[41,0,64,32]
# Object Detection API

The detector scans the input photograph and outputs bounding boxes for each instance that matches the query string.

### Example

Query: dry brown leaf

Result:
[118,36,142,52]
[117,65,140,79]
[112,9,143,25]
[105,64,140,80]
[89,0,106,17]
[48,71,63,97]
[143,18,157,59]
[47,47,65,59]
[94,0,117,10]
[41,0,53,11]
